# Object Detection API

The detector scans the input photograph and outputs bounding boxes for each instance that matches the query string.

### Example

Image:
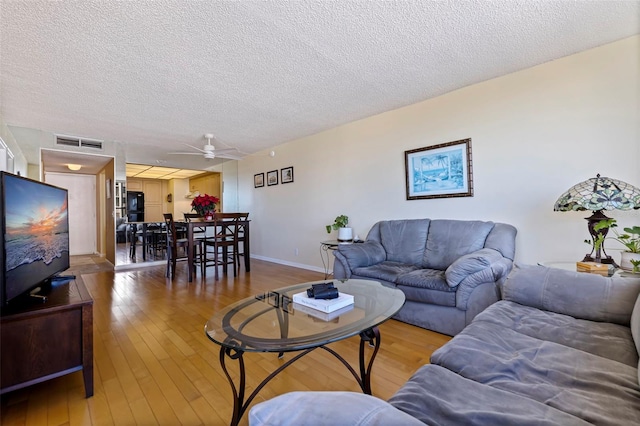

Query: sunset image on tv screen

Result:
[4,176,69,274]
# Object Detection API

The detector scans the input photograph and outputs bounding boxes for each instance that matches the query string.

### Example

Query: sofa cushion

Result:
[631,291,640,356]
[431,320,640,425]
[631,292,640,385]
[423,220,494,270]
[379,219,429,266]
[396,269,456,306]
[389,364,590,426]
[475,301,638,367]
[504,264,640,325]
[249,391,424,426]
[396,285,456,307]
[353,261,418,284]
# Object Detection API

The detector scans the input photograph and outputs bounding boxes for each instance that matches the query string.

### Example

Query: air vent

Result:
[55,135,103,150]
[81,139,103,149]
[56,136,80,147]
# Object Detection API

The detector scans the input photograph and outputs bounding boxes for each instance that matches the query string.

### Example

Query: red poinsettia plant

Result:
[191,194,219,217]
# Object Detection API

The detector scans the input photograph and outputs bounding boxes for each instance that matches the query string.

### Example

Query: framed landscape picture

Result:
[254,173,264,188]
[281,166,294,184]
[267,170,278,186]
[404,138,473,200]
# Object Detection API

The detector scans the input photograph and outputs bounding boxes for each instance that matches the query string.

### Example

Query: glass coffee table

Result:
[204,279,405,426]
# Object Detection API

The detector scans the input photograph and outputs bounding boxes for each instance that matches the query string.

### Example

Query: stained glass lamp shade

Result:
[554,174,640,266]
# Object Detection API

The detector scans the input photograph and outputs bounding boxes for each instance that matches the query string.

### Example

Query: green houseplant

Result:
[592,219,640,272]
[326,215,353,242]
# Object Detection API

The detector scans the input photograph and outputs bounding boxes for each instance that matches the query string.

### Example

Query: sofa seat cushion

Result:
[431,320,640,425]
[396,269,456,306]
[353,261,418,284]
[389,364,590,426]
[475,301,639,367]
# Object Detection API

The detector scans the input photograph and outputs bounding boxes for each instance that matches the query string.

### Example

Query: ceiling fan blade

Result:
[217,153,244,160]
[213,148,240,154]
[183,143,207,153]
[168,151,202,155]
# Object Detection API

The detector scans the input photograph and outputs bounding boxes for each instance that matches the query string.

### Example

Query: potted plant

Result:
[593,219,640,272]
[191,194,220,220]
[326,215,353,242]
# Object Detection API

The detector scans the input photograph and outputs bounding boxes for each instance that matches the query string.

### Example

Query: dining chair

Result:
[233,212,250,272]
[146,222,166,259]
[183,213,207,275]
[163,213,202,279]
[202,213,241,280]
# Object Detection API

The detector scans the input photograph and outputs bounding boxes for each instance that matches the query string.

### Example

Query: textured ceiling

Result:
[1,1,639,169]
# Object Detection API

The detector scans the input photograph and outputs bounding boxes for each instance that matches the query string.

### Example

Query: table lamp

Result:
[553,174,640,266]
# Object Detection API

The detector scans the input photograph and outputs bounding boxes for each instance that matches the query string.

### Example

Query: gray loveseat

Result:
[333,219,517,335]
[249,264,640,425]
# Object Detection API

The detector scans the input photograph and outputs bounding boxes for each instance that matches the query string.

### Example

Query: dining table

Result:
[186,217,250,282]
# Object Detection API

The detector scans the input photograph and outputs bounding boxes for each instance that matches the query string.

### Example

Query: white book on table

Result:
[292,291,354,313]
[293,302,354,321]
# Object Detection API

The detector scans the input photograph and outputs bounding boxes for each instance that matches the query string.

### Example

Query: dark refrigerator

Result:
[126,191,145,222]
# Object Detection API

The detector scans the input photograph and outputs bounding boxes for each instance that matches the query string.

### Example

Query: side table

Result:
[538,261,638,278]
[320,240,340,279]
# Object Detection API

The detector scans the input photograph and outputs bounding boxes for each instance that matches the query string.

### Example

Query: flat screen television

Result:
[0,171,70,306]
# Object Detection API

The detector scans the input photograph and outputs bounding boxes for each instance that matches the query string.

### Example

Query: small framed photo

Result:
[254,173,264,188]
[267,170,278,186]
[405,138,473,200]
[281,166,294,184]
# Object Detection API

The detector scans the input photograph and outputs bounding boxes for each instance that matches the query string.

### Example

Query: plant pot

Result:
[620,251,640,272]
[337,227,353,243]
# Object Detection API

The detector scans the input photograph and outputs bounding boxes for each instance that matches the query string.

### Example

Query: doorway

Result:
[45,172,97,255]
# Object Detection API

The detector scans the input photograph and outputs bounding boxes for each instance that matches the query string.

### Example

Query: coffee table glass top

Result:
[205,279,405,353]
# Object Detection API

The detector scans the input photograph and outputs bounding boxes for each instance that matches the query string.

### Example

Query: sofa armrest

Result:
[445,248,511,288]
[447,249,513,311]
[333,241,386,278]
[249,391,423,426]
[503,264,640,326]
[333,253,351,279]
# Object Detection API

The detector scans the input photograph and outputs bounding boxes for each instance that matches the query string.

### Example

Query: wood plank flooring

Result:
[1,258,451,425]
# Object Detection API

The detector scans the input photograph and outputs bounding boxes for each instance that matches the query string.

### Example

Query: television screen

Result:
[1,172,70,305]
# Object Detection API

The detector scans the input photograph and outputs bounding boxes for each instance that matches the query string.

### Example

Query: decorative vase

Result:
[620,251,640,272]
[205,212,214,221]
[337,227,353,243]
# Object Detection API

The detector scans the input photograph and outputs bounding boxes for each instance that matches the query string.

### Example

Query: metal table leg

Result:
[218,326,381,425]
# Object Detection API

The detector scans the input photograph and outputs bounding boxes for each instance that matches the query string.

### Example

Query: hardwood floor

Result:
[1,258,451,425]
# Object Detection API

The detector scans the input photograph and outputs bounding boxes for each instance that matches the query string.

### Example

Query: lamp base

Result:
[582,254,618,268]
[582,210,620,269]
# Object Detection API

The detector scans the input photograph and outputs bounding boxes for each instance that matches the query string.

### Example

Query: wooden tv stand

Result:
[0,276,93,397]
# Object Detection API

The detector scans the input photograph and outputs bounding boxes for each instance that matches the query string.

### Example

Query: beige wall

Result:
[239,35,640,271]
[101,159,116,265]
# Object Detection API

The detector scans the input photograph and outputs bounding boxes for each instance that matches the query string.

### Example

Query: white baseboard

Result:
[114,260,166,271]
[250,255,326,274]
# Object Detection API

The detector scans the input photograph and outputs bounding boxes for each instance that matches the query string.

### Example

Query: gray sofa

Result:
[249,264,640,425]
[333,219,517,335]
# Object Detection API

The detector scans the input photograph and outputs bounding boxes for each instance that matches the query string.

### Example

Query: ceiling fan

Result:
[169,133,243,160]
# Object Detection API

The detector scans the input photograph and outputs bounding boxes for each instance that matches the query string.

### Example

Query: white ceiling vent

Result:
[55,135,103,150]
